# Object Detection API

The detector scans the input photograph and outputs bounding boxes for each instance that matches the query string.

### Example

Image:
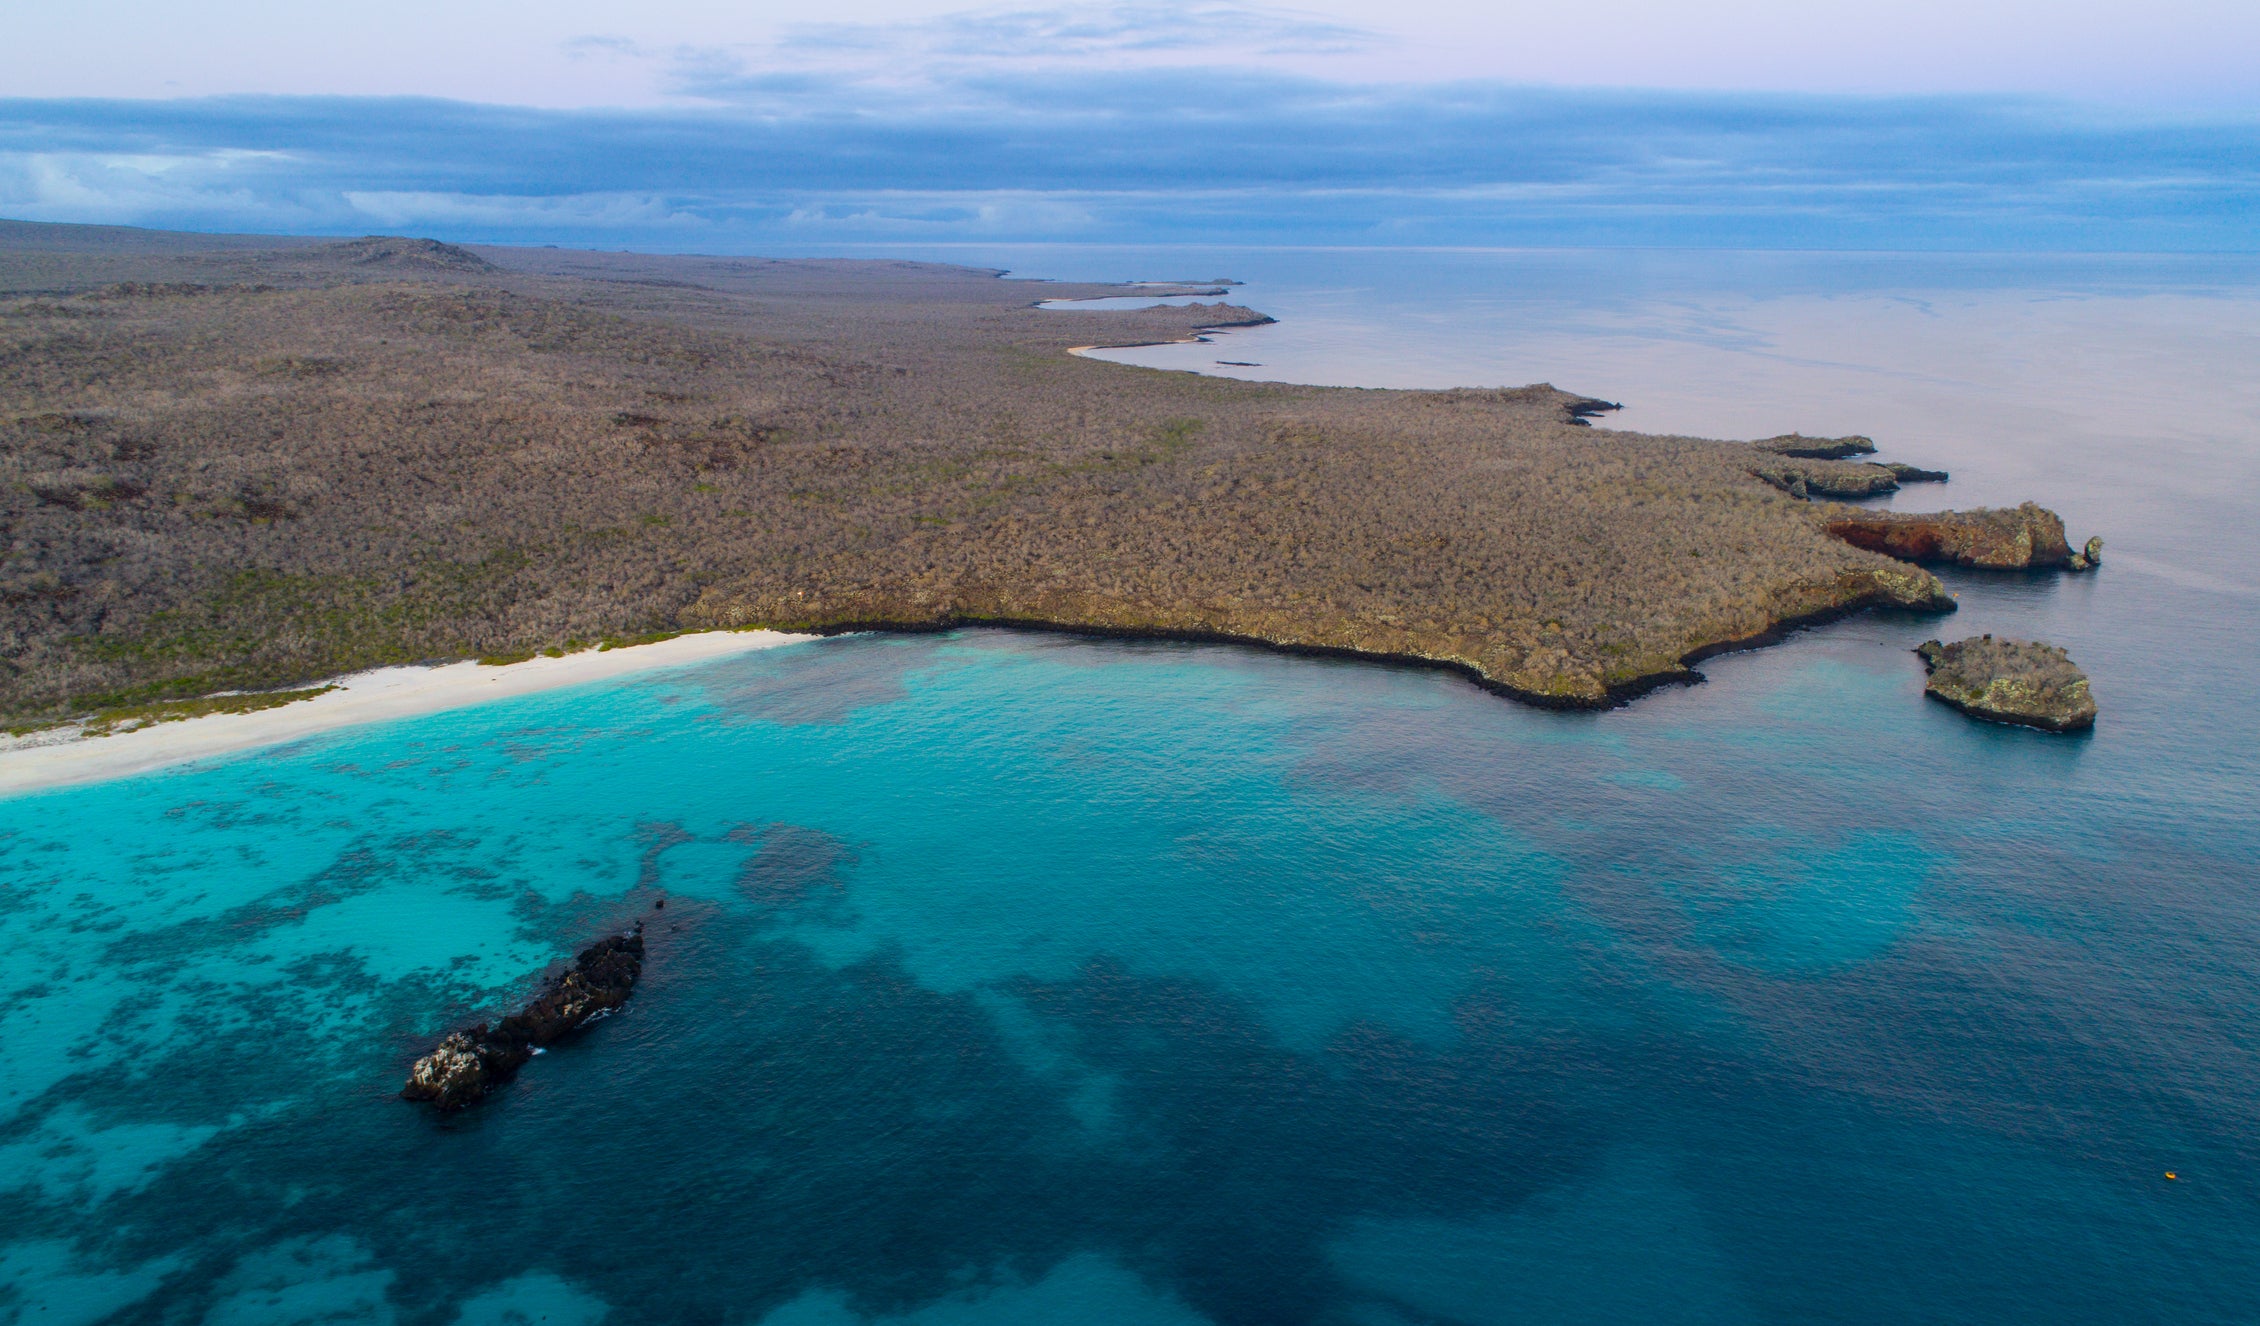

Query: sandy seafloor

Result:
[3,249,2257,1325]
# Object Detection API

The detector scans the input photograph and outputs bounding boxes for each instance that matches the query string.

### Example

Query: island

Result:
[2,220,2099,727]
[1915,636,2097,732]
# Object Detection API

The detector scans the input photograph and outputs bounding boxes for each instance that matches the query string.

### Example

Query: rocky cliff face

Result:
[1916,635,2097,732]
[402,927,646,1111]
[1825,502,2079,569]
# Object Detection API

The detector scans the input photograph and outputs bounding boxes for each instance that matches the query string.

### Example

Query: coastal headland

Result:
[3,221,2075,735]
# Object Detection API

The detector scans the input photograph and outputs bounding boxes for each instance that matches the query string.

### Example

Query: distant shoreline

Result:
[0,629,815,797]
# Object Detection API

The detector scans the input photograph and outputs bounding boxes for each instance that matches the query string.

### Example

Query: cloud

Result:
[0,147,319,227]
[0,82,2253,251]
[781,192,1105,234]
[774,2,1378,60]
[577,2,1385,110]
[341,190,692,230]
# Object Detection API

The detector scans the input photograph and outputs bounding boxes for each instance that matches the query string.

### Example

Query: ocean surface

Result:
[5,249,2259,1325]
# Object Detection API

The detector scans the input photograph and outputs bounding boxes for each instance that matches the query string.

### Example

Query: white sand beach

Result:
[0,628,818,797]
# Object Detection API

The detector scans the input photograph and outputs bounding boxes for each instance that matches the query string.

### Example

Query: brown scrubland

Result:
[2,220,1972,728]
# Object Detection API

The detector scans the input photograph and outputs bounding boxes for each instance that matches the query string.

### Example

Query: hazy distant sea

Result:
[4,250,2257,1324]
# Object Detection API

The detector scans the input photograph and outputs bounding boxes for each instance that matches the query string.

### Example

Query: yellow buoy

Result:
[2165,1172,2178,1180]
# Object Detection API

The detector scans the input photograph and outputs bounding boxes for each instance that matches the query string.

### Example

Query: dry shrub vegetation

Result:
[1,223,1954,727]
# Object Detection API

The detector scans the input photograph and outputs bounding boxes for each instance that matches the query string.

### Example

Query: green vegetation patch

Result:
[10,684,340,740]
[58,554,533,716]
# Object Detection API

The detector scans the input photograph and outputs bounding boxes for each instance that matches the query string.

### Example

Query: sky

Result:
[11,1,2260,107]
[3,1,2257,250]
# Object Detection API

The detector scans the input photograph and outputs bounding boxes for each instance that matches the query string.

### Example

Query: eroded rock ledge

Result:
[1754,434,1877,460]
[1917,635,2097,732]
[1824,502,2100,570]
[1747,453,1948,500]
[402,927,645,1111]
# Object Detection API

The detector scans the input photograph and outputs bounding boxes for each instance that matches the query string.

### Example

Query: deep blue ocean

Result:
[4,250,2257,1325]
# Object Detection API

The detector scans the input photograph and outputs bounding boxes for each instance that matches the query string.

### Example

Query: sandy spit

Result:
[0,629,818,797]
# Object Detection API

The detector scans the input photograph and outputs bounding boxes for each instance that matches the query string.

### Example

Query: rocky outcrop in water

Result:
[1916,635,2097,732]
[1881,462,1948,484]
[1754,434,1877,460]
[1824,501,2082,569]
[402,927,645,1111]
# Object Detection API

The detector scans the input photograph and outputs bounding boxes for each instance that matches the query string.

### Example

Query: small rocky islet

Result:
[402,924,646,1111]
[1916,635,2098,733]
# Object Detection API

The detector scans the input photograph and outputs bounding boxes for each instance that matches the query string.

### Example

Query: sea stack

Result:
[1915,635,2097,732]
[402,927,646,1111]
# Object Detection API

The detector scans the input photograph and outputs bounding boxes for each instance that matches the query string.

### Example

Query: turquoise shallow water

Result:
[5,625,2256,1324]
[6,250,2260,1323]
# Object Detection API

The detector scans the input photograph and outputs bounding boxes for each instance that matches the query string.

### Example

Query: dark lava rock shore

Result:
[402,927,645,1111]
[1916,635,2097,732]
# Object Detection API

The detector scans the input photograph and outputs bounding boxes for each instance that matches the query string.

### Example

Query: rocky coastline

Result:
[708,559,1958,712]
[402,926,646,1111]
[1916,635,2097,732]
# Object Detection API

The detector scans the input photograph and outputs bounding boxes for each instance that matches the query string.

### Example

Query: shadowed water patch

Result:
[15,912,1625,1325]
